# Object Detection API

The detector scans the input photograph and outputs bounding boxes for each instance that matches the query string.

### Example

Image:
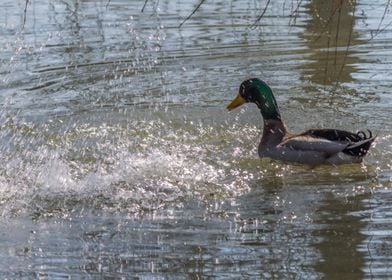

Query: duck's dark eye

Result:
[239,80,256,101]
[243,86,259,102]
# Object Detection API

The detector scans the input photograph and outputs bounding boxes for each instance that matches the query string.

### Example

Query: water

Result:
[0,0,391,278]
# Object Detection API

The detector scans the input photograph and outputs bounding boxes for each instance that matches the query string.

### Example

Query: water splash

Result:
[0,108,256,218]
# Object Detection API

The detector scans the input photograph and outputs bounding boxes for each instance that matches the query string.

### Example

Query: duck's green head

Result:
[227,78,281,120]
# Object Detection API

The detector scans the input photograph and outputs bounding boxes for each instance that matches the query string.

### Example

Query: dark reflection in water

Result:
[313,192,369,279]
[300,0,363,86]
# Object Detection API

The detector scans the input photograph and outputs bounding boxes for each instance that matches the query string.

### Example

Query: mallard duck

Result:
[227,78,376,165]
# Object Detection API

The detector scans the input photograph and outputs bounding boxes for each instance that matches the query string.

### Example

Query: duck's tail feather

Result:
[343,130,376,157]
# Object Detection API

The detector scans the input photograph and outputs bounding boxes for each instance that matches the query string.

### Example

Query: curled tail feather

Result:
[343,130,376,157]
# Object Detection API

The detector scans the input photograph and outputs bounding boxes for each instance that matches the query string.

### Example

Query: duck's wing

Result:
[279,134,348,156]
[280,129,376,157]
[299,129,372,143]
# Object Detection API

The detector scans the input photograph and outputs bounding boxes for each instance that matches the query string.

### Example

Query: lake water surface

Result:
[0,0,391,278]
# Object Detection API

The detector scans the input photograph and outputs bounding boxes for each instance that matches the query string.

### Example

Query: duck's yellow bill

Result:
[227,94,246,111]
